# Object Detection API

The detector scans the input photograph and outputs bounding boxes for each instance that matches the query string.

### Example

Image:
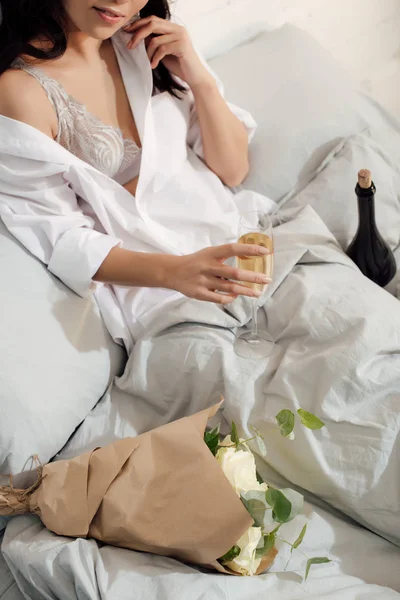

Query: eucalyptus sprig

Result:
[240,488,330,581]
[276,408,325,440]
[204,421,267,457]
[281,529,332,580]
[205,407,325,459]
[204,425,221,456]
[204,414,330,580]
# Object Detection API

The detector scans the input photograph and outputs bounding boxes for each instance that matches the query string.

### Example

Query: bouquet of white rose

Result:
[0,400,329,580]
[207,410,330,578]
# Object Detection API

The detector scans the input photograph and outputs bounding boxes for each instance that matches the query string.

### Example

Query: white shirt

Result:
[0,31,276,352]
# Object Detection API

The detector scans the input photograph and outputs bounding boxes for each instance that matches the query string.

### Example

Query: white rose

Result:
[225,526,263,576]
[216,446,268,496]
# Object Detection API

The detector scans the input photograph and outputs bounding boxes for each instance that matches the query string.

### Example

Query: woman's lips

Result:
[93,7,125,24]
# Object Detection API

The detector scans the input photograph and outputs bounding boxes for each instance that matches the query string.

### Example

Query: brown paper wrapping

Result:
[1,404,258,567]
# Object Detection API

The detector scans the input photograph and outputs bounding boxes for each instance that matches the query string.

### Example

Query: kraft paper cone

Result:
[3,403,253,566]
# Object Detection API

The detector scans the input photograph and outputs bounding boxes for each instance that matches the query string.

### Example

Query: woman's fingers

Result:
[146,33,177,62]
[127,25,154,49]
[123,15,167,33]
[151,42,182,69]
[121,16,140,32]
[211,243,271,261]
[195,276,264,305]
[196,290,237,305]
[148,39,181,68]
[126,17,178,49]
[209,265,271,286]
[212,278,262,298]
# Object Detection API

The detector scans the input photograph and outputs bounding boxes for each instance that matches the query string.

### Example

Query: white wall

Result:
[172,0,400,117]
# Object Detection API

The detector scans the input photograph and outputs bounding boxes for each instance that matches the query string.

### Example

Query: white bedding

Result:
[209,25,400,202]
[280,127,400,252]
[3,204,400,599]
[3,477,400,600]
[0,533,23,600]
[2,24,400,600]
[278,126,400,299]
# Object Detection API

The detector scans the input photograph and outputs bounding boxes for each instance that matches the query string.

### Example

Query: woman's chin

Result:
[84,25,122,40]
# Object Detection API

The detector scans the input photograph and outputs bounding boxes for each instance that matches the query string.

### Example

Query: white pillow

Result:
[0,218,126,482]
[208,24,400,201]
[173,6,283,61]
[281,128,400,253]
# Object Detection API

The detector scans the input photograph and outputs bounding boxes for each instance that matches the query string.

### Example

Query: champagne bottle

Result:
[346,169,396,287]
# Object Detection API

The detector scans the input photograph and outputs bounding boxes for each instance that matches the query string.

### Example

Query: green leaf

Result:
[250,426,267,456]
[255,533,276,559]
[297,409,325,430]
[276,410,295,437]
[279,488,304,522]
[271,524,282,535]
[219,545,241,563]
[305,557,331,581]
[231,421,240,446]
[255,435,267,457]
[209,425,220,437]
[241,491,276,534]
[242,488,303,529]
[265,489,292,523]
[204,424,220,456]
[291,523,307,553]
[241,493,268,529]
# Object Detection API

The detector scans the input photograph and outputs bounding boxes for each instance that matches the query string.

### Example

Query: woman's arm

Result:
[94,244,271,304]
[124,17,250,187]
[0,69,58,138]
[189,77,249,187]
[0,73,267,305]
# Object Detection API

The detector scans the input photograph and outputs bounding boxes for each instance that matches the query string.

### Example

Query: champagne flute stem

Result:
[251,300,258,339]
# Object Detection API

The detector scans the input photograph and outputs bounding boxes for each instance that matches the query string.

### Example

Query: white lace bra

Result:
[12,58,141,180]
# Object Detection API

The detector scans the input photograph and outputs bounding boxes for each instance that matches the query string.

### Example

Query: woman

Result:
[0,0,275,350]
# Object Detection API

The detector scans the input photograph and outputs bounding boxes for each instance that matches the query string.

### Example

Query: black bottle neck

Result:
[355,182,377,232]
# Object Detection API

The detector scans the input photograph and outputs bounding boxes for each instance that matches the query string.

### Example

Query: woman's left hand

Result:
[123,16,213,89]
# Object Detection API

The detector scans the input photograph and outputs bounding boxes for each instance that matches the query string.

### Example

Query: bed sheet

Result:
[387,243,400,298]
[2,462,400,600]
[3,206,400,599]
[0,533,23,600]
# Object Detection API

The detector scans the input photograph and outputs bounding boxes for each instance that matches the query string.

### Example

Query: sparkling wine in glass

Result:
[234,211,274,359]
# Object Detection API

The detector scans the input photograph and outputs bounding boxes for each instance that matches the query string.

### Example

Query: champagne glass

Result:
[234,211,274,359]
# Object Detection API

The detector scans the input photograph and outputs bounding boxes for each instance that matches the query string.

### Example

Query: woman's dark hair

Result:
[0,0,186,97]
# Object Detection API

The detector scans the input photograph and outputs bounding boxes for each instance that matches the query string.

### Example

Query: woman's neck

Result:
[65,30,104,64]
[62,13,116,65]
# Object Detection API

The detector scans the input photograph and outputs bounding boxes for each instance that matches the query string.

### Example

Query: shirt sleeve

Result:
[0,156,121,298]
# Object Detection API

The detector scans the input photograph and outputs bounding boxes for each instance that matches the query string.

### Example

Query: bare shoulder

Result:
[0,68,57,139]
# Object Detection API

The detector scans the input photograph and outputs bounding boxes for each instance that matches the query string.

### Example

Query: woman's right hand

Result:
[164,244,272,305]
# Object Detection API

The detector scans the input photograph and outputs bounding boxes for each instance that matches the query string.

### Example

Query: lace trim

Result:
[12,58,141,178]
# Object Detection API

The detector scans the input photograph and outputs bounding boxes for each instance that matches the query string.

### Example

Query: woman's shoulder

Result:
[0,67,57,139]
